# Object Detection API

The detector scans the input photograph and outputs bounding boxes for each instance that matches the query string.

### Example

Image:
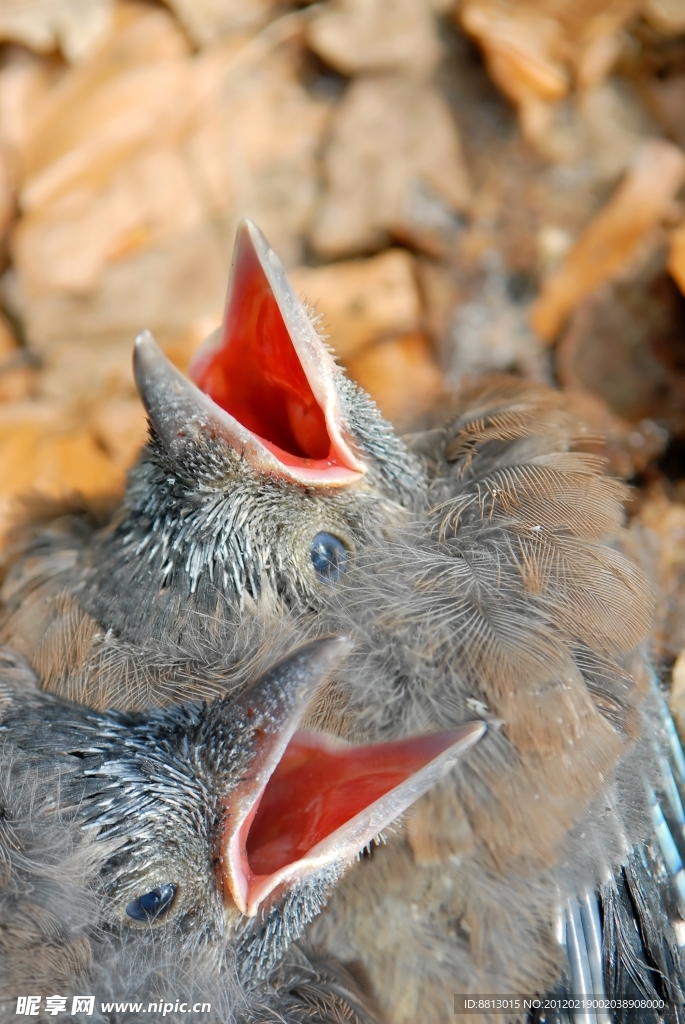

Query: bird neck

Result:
[84,456,267,633]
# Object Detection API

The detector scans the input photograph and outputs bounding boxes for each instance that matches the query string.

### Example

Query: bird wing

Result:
[0,492,106,701]
[551,682,685,1023]
[313,377,684,1020]
[261,944,384,1024]
[429,379,685,1016]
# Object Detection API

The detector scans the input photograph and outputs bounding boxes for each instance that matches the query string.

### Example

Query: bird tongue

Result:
[226,722,485,918]
[187,220,366,486]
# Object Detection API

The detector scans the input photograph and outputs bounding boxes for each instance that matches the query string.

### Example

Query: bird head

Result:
[115,219,425,608]
[1,640,484,982]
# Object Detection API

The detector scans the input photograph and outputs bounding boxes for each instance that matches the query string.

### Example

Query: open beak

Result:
[212,640,485,919]
[134,220,367,488]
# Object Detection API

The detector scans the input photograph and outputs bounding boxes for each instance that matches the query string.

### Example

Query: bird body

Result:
[1,221,683,1020]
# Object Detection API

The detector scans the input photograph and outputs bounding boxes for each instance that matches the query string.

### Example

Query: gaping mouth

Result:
[222,722,484,918]
[207,639,485,920]
[134,220,366,488]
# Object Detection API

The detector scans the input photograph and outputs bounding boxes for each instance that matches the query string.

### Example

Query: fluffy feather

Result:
[0,220,680,1021]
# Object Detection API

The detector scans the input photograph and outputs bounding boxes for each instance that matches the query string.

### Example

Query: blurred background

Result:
[0,0,685,688]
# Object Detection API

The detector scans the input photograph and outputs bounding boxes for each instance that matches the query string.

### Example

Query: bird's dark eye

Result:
[310,532,349,583]
[125,884,177,922]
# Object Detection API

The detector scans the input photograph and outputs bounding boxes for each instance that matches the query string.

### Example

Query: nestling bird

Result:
[0,638,483,1022]
[1,220,684,1021]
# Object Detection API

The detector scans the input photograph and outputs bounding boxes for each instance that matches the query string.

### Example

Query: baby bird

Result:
[0,638,483,1021]
[1,221,684,1021]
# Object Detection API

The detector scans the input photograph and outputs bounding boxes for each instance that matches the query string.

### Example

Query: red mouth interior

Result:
[245,730,460,877]
[189,235,334,467]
